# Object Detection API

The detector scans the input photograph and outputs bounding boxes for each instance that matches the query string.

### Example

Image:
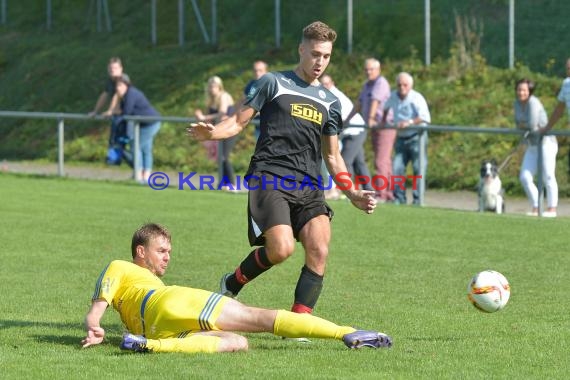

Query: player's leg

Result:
[287,187,333,314]
[215,299,392,348]
[222,225,295,297]
[216,298,348,338]
[122,330,248,353]
[292,215,330,314]
[221,174,296,297]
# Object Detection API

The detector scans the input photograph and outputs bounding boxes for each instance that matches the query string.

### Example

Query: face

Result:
[208,82,221,97]
[396,76,412,98]
[253,62,267,80]
[516,82,530,102]
[364,62,380,81]
[298,40,333,83]
[566,59,570,77]
[108,62,123,79]
[116,81,128,97]
[320,76,333,90]
[136,235,171,277]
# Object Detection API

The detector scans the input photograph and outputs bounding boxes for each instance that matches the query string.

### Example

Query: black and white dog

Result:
[478,159,505,214]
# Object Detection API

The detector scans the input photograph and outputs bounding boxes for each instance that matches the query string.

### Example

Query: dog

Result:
[478,159,505,214]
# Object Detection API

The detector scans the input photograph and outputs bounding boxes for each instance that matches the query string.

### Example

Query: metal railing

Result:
[1,110,568,215]
[0,110,195,179]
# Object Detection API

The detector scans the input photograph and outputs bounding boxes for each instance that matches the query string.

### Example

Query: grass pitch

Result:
[1,173,569,379]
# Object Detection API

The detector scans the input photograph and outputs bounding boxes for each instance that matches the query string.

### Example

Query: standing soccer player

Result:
[188,21,376,316]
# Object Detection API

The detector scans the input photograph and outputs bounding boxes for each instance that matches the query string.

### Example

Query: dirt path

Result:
[3,160,568,217]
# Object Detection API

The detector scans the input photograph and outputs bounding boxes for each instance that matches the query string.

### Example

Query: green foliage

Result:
[2,174,570,379]
[1,0,570,195]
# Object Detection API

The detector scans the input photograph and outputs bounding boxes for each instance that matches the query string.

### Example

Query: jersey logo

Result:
[279,76,294,86]
[291,103,323,124]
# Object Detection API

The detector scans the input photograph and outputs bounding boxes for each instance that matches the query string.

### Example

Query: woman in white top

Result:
[514,78,558,217]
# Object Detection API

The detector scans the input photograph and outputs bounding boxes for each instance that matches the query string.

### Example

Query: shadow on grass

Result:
[0,319,124,348]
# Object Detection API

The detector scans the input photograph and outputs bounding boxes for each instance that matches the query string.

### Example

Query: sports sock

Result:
[273,309,355,340]
[145,335,222,353]
[291,265,323,313]
[226,247,273,295]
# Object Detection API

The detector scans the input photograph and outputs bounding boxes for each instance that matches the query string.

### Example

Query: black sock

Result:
[226,247,273,295]
[291,265,323,313]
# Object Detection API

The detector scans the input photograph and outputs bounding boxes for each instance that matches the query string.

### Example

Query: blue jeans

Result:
[392,134,427,205]
[135,122,161,171]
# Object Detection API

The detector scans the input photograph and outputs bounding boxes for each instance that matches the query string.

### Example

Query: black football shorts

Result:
[246,172,333,246]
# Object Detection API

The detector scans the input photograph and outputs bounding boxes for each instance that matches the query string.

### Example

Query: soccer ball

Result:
[467,270,510,313]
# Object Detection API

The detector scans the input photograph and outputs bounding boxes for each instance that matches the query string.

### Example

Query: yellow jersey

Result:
[92,260,165,334]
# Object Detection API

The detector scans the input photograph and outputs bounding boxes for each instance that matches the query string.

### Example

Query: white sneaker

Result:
[526,211,538,217]
[219,273,236,298]
[542,211,557,218]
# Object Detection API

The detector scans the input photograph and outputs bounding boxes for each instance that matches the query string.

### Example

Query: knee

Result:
[308,244,329,262]
[266,237,296,264]
[519,171,532,184]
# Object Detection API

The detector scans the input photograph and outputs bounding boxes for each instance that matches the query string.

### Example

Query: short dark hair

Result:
[109,57,122,65]
[302,21,337,44]
[516,78,536,95]
[116,73,131,86]
[131,223,171,258]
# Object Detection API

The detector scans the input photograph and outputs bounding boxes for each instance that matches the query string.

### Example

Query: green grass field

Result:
[1,173,569,379]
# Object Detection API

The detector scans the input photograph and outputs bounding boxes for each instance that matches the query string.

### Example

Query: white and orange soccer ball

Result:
[467,270,511,313]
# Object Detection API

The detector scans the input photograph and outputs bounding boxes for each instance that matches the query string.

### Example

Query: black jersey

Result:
[244,70,342,185]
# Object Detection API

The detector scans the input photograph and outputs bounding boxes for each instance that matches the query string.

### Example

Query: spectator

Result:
[344,58,394,202]
[320,74,372,199]
[88,57,124,118]
[381,72,431,205]
[88,57,129,164]
[515,78,558,217]
[115,74,161,183]
[195,76,237,189]
[243,60,269,140]
[541,58,570,174]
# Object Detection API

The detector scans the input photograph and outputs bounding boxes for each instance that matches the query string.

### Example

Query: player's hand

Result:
[348,190,377,214]
[81,326,105,348]
[186,122,215,141]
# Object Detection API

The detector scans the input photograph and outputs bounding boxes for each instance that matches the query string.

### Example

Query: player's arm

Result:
[188,103,257,141]
[81,299,109,348]
[322,134,376,214]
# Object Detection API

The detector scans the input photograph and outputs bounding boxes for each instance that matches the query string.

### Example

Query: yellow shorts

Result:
[142,286,229,339]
